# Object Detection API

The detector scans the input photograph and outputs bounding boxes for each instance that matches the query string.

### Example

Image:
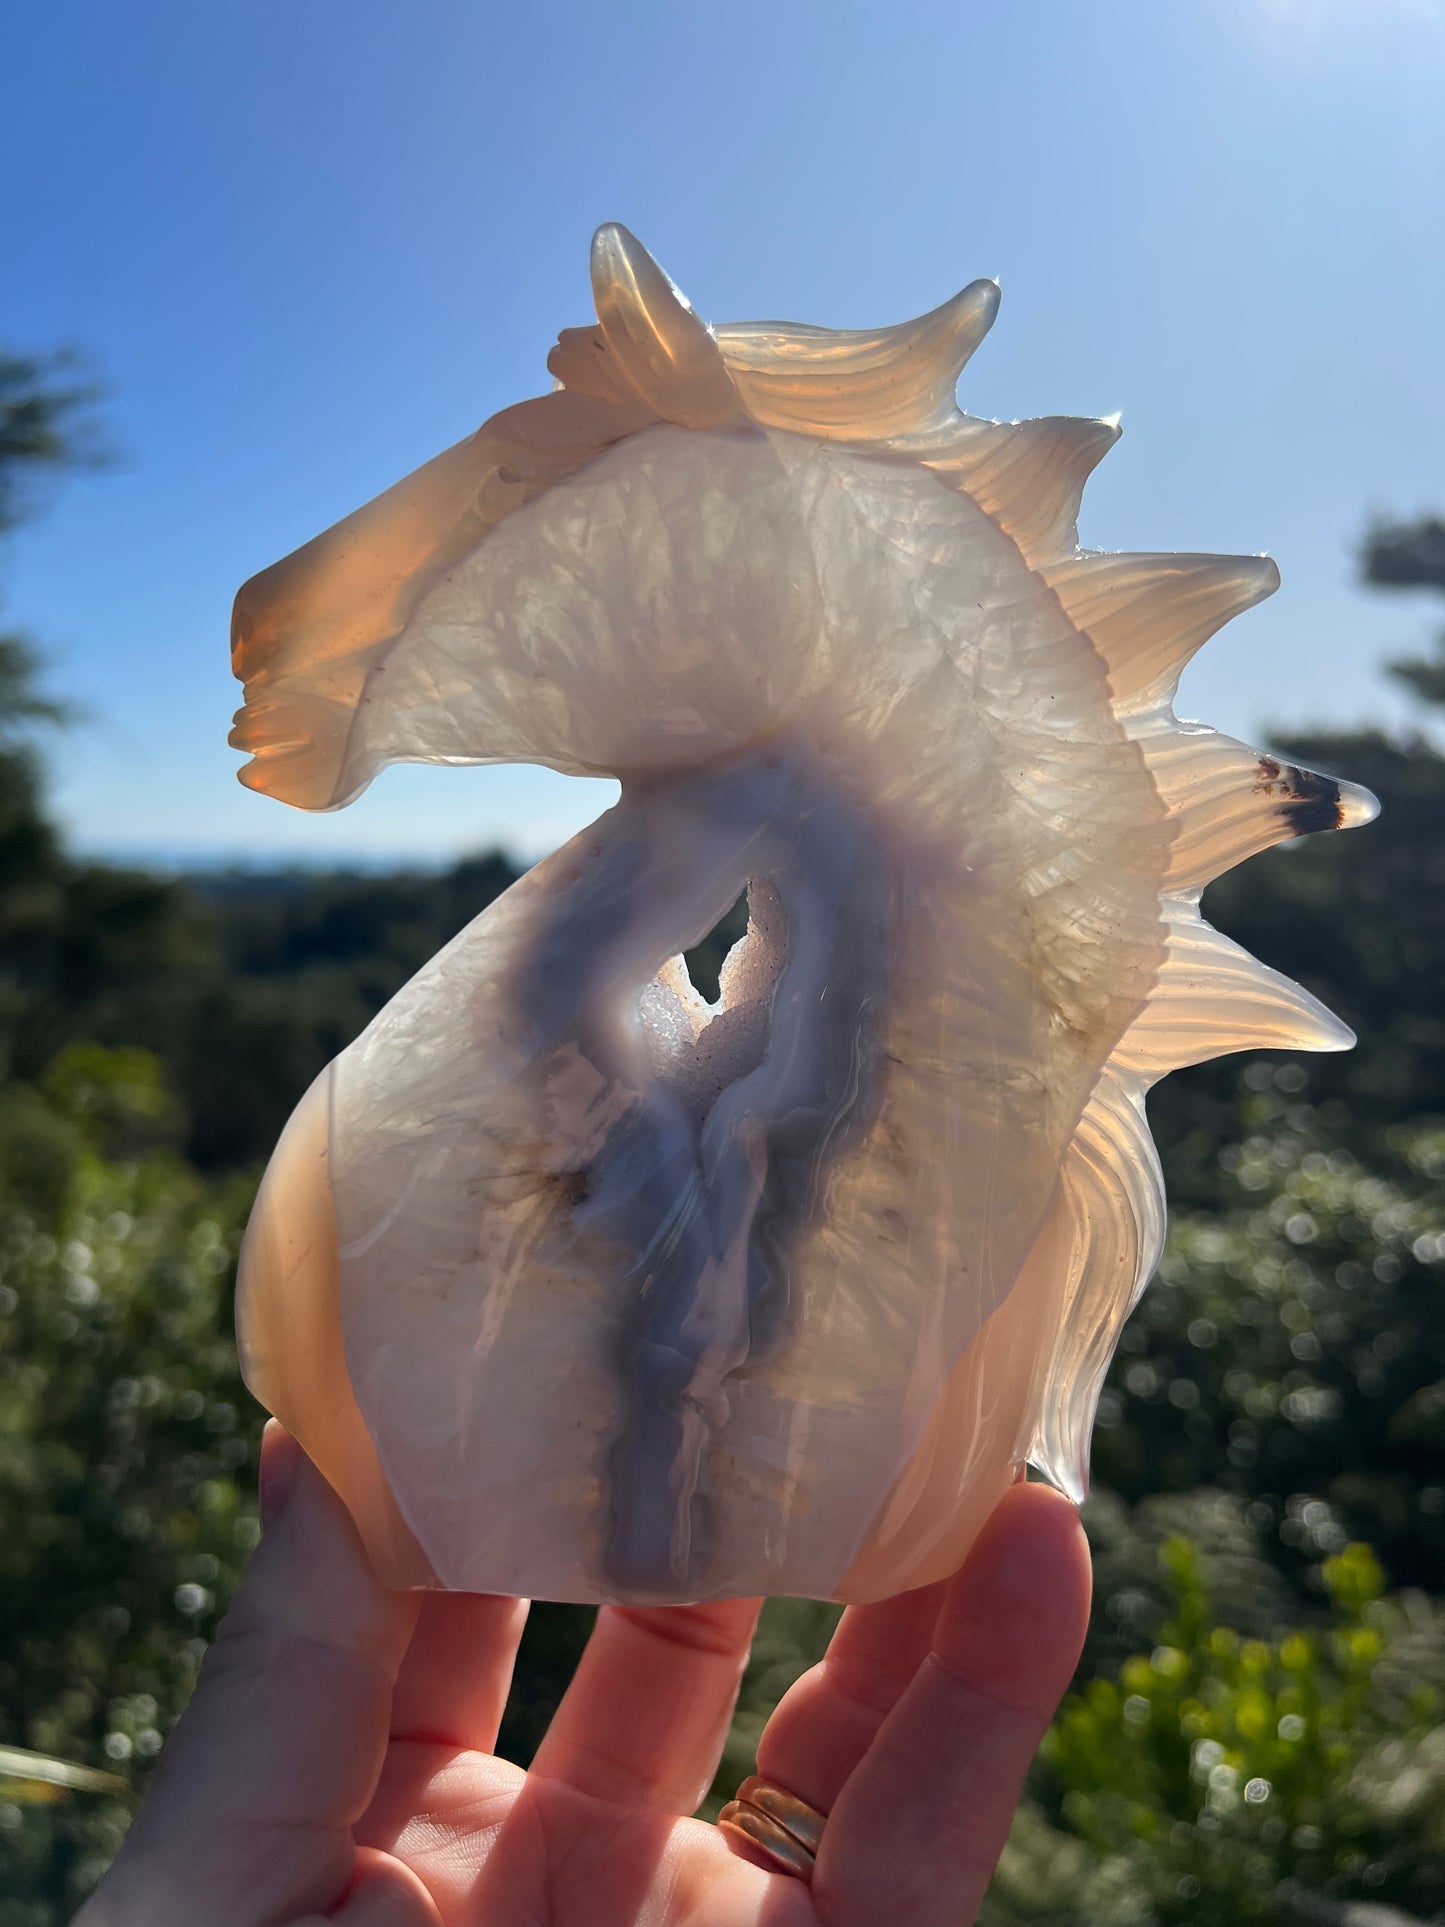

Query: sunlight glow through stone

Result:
[230,225,1376,1605]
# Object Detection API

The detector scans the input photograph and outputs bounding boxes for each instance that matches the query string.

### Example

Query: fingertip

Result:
[993,1475,1090,1563]
[933,1479,1092,1714]
[975,1476,1090,1581]
[332,1846,444,1925]
[259,1419,301,1528]
[245,1431,419,1665]
[809,1482,1093,1920]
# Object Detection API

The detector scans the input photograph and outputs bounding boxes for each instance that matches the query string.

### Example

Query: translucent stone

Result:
[231,226,1376,1604]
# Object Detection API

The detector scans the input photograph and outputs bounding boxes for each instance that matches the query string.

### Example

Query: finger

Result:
[753,1576,948,1814]
[528,1597,762,1814]
[388,1592,530,1751]
[327,1846,445,1927]
[356,1591,529,1871]
[815,1482,1090,1927]
[89,1425,420,1927]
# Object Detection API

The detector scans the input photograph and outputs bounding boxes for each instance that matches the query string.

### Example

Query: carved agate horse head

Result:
[231,226,1375,1604]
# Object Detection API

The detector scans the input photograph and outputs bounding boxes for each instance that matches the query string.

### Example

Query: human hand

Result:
[81,1425,1090,1927]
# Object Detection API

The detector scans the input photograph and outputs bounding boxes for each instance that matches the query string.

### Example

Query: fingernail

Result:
[259,1421,301,1529]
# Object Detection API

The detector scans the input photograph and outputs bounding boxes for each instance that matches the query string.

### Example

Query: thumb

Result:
[82,1424,424,1927]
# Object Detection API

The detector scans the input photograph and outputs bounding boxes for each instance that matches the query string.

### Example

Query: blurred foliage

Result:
[983,1541,1444,1927]
[1093,1104,1445,1598]
[0,1051,254,1923]
[0,349,105,537]
[1364,515,1445,593]
[1363,515,1445,708]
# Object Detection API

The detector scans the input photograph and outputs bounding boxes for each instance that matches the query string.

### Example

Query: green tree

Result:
[982,1539,1445,1926]
[0,349,96,953]
[0,351,103,524]
[0,1051,256,1923]
[0,352,211,1218]
[1091,1105,1445,1598]
[1365,515,1445,708]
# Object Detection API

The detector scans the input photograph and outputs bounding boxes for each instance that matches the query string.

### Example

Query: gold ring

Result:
[718,1774,827,1884]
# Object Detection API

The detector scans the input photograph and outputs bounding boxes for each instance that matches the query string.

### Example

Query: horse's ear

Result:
[714,278,999,443]
[584,224,744,430]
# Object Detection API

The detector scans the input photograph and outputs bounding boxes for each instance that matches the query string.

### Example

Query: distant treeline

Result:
[6,715,1442,1210]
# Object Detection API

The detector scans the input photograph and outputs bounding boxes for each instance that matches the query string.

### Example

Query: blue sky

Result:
[3,0,1443,867]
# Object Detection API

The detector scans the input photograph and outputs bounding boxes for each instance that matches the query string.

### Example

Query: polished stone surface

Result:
[232,226,1376,1603]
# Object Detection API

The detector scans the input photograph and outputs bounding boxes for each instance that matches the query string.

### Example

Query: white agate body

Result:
[231,227,1376,1604]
